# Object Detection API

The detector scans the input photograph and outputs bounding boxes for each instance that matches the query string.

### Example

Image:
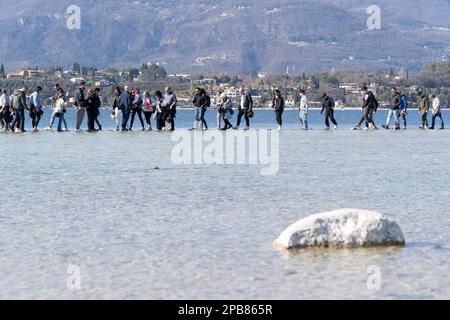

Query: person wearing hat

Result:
[320,92,337,130]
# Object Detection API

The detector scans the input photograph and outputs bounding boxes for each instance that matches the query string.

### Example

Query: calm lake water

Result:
[0,109,449,299]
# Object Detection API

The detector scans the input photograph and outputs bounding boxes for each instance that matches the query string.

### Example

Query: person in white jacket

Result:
[299,89,309,130]
[0,89,8,129]
[54,94,67,132]
[430,94,444,130]
[1,90,12,131]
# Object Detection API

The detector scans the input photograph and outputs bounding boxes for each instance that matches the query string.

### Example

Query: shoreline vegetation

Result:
[0,61,449,109]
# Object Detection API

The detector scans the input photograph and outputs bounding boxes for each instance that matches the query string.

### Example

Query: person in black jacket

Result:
[382,87,402,130]
[191,88,210,130]
[234,86,253,130]
[74,81,88,131]
[363,87,378,130]
[119,86,133,131]
[271,89,285,130]
[86,88,101,132]
[94,88,102,131]
[154,91,165,131]
[353,86,378,130]
[320,93,337,130]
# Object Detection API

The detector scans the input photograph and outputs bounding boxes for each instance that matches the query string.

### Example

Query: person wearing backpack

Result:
[320,93,337,130]
[383,87,402,130]
[399,92,408,129]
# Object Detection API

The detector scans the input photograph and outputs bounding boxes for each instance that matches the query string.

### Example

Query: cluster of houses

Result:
[5,68,114,88]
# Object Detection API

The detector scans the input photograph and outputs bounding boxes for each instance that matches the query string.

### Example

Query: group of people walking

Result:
[112,85,177,132]
[0,83,446,133]
[0,82,103,133]
[191,86,254,131]
[350,86,444,131]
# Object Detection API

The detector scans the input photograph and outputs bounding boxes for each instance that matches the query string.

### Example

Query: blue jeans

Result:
[431,112,444,129]
[50,110,58,127]
[52,112,68,129]
[299,110,308,129]
[56,113,66,132]
[385,109,399,127]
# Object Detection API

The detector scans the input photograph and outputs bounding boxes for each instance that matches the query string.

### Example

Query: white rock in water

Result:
[274,209,405,250]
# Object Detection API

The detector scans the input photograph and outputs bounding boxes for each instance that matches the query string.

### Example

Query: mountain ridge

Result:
[0,0,449,74]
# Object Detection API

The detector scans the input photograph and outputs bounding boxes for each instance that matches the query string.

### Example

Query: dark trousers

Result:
[237,109,250,127]
[324,108,337,128]
[2,109,12,128]
[431,112,444,129]
[29,107,42,129]
[275,110,283,126]
[94,110,101,130]
[156,112,165,130]
[130,107,144,129]
[87,109,97,131]
[122,109,130,130]
[421,112,429,128]
[223,119,233,130]
[200,108,208,129]
[144,111,154,126]
[364,107,376,127]
[12,108,25,131]
[400,113,407,128]
[167,109,176,131]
